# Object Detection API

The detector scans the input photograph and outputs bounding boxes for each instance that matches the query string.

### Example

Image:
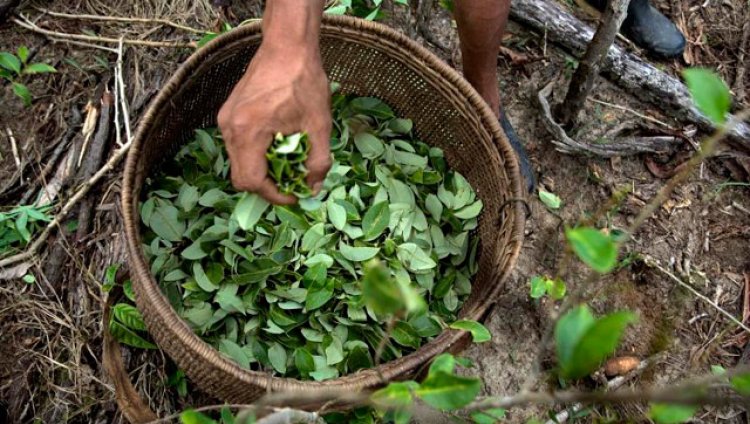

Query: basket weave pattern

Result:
[122,15,525,405]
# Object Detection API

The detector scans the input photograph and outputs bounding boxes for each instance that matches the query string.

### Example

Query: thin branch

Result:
[643,255,750,334]
[6,127,20,168]
[589,98,674,129]
[544,353,664,424]
[34,7,204,34]
[12,14,194,49]
[115,38,132,145]
[0,140,131,268]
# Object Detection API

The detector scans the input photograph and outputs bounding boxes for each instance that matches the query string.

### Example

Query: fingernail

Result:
[313,182,322,194]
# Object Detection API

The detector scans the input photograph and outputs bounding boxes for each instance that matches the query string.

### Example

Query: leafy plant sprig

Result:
[266,132,312,197]
[0,46,57,107]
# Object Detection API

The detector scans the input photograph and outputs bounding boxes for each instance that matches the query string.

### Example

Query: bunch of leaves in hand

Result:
[139,92,483,380]
[0,204,52,255]
[266,132,312,197]
[0,46,57,107]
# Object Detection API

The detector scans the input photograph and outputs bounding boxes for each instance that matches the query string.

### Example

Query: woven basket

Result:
[122,15,525,406]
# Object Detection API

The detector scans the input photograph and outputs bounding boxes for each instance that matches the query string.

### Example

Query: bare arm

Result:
[218,0,331,204]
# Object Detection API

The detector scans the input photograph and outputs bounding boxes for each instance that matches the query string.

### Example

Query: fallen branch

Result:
[509,0,750,147]
[12,14,194,49]
[556,0,630,126]
[34,7,204,34]
[537,82,675,156]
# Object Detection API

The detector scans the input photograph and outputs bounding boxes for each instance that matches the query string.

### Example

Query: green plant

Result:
[0,204,52,255]
[104,267,157,349]
[325,0,409,21]
[0,46,57,106]
[266,132,312,197]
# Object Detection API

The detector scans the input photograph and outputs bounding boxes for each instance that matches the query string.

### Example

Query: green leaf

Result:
[556,306,636,379]
[339,243,379,262]
[391,321,421,348]
[449,320,491,343]
[294,348,315,375]
[649,404,698,424]
[565,227,618,273]
[530,276,547,299]
[232,193,269,231]
[683,68,731,125]
[193,262,219,292]
[428,353,456,375]
[180,410,217,424]
[17,46,28,64]
[547,278,566,300]
[425,194,443,221]
[362,260,403,316]
[113,303,147,331]
[12,82,31,107]
[306,276,334,311]
[22,274,36,284]
[177,184,200,212]
[362,201,390,240]
[0,52,21,74]
[539,190,562,209]
[371,381,417,409]
[324,336,344,365]
[471,408,506,424]
[327,199,347,231]
[731,373,750,395]
[397,243,436,272]
[182,241,207,260]
[22,63,57,74]
[388,118,413,134]
[149,204,185,242]
[219,339,251,369]
[416,371,481,410]
[354,133,385,159]
[454,200,483,219]
[268,342,288,373]
[109,320,156,349]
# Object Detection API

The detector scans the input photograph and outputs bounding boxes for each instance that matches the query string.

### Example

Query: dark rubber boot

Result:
[585,0,686,58]
[500,111,536,193]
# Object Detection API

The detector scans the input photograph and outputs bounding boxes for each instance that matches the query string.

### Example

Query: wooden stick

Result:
[509,0,750,146]
[6,126,20,168]
[557,0,631,127]
[34,7,204,34]
[12,14,194,49]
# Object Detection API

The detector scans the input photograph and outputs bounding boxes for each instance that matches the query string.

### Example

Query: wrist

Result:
[261,0,323,55]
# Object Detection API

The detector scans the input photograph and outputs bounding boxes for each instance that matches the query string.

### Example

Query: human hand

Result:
[217,42,332,204]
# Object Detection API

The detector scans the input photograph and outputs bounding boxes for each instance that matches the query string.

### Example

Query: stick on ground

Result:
[556,0,630,127]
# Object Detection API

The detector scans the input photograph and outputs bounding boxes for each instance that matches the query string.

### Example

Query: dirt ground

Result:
[1,0,749,423]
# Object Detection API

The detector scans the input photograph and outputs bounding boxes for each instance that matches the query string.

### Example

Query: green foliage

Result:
[529,275,566,300]
[730,372,750,395]
[683,68,731,126]
[371,353,481,417]
[196,23,233,48]
[0,46,57,107]
[470,408,506,424]
[538,190,562,210]
[140,92,482,379]
[449,319,491,343]
[565,227,618,273]
[555,305,636,379]
[266,132,312,197]
[648,404,698,424]
[324,0,408,21]
[0,204,52,256]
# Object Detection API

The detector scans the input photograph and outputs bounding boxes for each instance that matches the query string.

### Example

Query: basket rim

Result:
[121,14,526,391]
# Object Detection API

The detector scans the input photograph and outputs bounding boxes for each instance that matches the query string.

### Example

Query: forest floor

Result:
[0,0,749,423]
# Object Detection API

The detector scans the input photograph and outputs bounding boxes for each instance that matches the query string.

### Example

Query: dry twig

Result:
[34,7,203,34]
[6,126,20,168]
[12,14,194,49]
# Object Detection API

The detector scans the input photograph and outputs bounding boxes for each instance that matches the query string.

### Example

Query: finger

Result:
[305,122,333,194]
[255,177,297,205]
[227,128,273,190]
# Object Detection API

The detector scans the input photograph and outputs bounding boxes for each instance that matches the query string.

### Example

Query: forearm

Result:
[262,0,325,52]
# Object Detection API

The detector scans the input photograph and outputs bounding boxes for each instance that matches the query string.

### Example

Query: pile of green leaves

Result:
[266,132,312,197]
[139,91,483,380]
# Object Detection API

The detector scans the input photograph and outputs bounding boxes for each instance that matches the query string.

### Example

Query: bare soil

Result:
[1,0,749,423]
